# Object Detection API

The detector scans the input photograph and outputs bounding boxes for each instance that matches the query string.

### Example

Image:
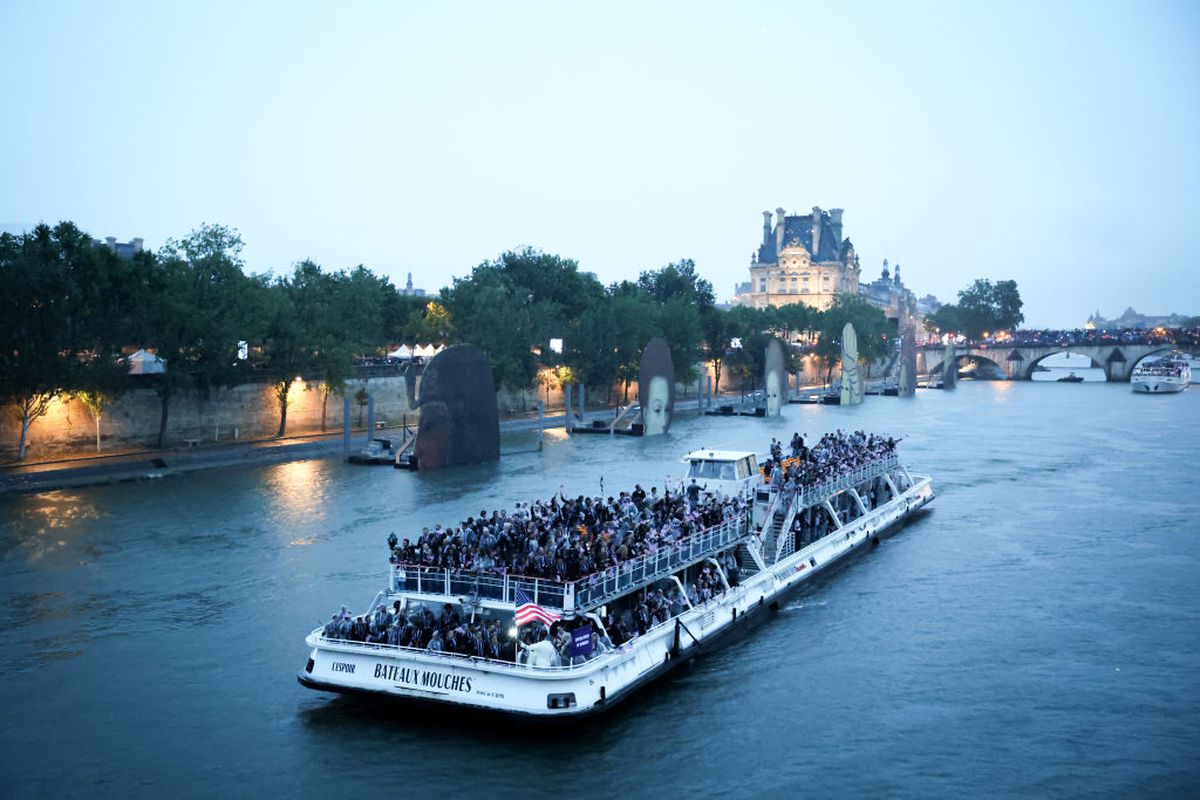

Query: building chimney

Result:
[829,208,843,247]
[132,237,144,253]
[775,208,786,254]
[105,236,117,248]
[811,207,822,259]
[762,210,772,249]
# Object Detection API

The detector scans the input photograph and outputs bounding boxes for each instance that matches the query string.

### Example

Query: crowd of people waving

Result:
[388,481,739,583]
[762,429,897,494]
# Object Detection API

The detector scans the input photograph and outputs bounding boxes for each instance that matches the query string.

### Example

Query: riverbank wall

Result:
[2,356,840,463]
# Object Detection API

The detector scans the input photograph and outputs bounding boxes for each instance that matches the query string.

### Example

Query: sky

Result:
[2,0,1198,328]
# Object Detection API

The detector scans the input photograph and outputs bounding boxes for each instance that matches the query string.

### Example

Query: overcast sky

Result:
[2,1,1197,327]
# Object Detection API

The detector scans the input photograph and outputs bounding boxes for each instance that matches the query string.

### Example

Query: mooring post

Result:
[366,395,376,442]
[538,400,544,450]
[564,383,573,430]
[342,395,351,454]
[578,383,585,420]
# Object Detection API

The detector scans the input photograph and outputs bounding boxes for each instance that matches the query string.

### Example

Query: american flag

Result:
[514,587,560,627]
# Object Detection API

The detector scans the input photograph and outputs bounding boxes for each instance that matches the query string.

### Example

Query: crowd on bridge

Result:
[951,327,1200,349]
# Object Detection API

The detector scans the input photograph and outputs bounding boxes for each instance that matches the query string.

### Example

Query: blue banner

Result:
[570,624,593,658]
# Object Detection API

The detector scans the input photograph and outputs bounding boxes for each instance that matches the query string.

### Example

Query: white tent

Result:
[387,345,414,359]
[126,349,166,375]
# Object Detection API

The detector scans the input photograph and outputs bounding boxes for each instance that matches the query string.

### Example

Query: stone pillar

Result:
[343,395,352,453]
[366,395,376,439]
[811,206,823,257]
[829,208,843,248]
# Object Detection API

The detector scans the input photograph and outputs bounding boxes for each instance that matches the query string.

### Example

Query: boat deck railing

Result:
[789,455,899,510]
[390,514,750,612]
[389,456,900,611]
[314,594,703,674]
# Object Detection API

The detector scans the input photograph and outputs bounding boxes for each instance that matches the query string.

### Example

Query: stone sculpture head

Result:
[413,345,500,470]
[639,337,675,436]
[765,338,785,417]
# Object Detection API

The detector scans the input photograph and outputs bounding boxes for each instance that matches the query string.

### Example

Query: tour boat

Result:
[1131,353,1190,394]
[298,446,934,718]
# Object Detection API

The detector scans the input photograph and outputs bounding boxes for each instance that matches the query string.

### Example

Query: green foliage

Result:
[566,283,659,399]
[816,294,892,379]
[147,223,255,446]
[636,259,712,383]
[719,306,802,394]
[0,222,132,459]
[441,248,605,390]
[929,279,1024,339]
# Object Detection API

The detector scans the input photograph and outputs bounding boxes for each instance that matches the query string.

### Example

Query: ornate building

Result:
[860,259,914,327]
[732,206,860,310]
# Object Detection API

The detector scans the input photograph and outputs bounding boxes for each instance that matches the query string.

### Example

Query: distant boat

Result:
[1033,365,1052,373]
[1057,372,1085,383]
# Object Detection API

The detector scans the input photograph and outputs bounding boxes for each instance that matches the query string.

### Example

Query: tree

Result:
[637,260,712,384]
[75,388,112,453]
[566,284,659,402]
[816,294,892,383]
[924,304,963,338]
[0,223,130,460]
[700,306,735,394]
[953,279,1025,339]
[441,248,604,391]
[146,224,252,448]
[308,264,385,432]
[404,300,456,346]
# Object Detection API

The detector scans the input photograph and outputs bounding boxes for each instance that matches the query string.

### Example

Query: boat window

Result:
[689,460,732,479]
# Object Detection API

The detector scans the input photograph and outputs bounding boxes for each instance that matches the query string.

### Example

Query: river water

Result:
[1,380,1197,798]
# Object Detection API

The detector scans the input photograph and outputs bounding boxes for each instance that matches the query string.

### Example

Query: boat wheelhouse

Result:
[299,446,934,718]
[681,449,760,500]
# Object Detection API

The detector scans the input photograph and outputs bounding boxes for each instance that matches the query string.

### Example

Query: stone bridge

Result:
[917,343,1189,382]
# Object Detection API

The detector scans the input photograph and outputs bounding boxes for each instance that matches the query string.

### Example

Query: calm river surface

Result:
[2,380,1197,798]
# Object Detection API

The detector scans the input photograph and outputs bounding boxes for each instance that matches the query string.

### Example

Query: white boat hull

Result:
[1132,378,1188,393]
[298,475,935,718]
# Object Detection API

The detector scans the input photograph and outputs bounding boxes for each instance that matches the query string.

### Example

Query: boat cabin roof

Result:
[683,449,757,463]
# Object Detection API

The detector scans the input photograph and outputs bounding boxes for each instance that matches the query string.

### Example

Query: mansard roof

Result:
[757,211,845,265]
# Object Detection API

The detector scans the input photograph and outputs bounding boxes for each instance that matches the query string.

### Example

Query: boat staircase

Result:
[736,541,764,575]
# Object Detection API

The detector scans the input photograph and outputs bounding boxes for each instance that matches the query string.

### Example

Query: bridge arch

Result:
[1128,346,1182,373]
[1025,350,1103,381]
[927,353,1005,380]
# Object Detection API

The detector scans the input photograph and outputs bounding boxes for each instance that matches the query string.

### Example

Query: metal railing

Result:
[572,513,749,610]
[795,455,898,509]
[390,511,750,612]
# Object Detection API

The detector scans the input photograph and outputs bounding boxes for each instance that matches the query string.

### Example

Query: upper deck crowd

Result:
[760,430,898,494]
[387,429,898,585]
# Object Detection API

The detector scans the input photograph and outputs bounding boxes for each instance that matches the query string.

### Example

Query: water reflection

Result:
[1,490,101,564]
[263,459,331,525]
